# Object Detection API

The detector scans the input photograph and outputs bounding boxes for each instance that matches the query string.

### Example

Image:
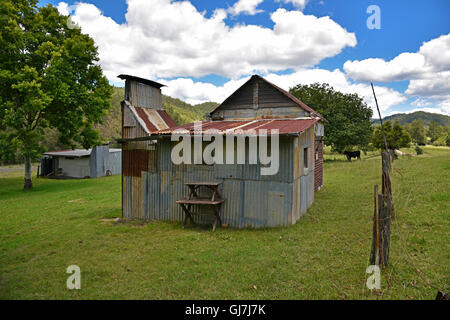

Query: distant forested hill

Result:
[373,111,450,126]
[162,95,218,125]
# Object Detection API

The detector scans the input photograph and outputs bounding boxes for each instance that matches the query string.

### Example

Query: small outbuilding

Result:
[119,74,325,228]
[40,145,121,178]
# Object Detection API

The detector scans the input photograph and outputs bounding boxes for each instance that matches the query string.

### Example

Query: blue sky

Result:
[39,0,450,116]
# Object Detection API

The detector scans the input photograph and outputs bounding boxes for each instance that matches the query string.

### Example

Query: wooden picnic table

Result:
[176,181,225,231]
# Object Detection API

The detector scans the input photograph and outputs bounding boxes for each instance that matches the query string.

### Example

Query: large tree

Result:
[407,119,427,145]
[289,83,373,153]
[427,120,443,143]
[372,120,411,150]
[0,0,112,189]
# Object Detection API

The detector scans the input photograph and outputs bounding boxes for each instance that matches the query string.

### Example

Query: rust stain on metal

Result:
[134,107,159,132]
[157,110,177,127]
[123,149,150,177]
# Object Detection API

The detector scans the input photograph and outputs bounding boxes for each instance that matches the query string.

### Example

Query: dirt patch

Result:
[68,199,87,203]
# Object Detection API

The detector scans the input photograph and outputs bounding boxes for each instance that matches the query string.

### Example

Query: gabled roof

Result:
[155,118,319,136]
[118,74,166,89]
[209,74,325,121]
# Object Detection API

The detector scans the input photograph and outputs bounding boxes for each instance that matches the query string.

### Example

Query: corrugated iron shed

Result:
[120,74,325,228]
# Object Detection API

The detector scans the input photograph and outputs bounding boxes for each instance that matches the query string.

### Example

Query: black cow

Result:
[343,150,361,161]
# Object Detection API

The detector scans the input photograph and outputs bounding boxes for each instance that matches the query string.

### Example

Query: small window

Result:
[304,147,308,168]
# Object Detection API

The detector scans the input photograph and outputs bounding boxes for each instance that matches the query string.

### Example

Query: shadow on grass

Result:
[0,176,118,200]
[323,158,350,163]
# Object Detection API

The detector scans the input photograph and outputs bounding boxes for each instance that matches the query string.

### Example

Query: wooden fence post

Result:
[370,185,380,265]
[370,152,393,267]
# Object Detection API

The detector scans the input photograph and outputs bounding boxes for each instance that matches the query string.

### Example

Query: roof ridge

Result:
[209,74,326,121]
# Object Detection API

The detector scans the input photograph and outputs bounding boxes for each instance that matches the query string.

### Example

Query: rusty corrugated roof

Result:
[128,105,177,134]
[155,118,319,135]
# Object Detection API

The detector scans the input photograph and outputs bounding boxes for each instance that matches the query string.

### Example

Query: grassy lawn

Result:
[0,146,448,299]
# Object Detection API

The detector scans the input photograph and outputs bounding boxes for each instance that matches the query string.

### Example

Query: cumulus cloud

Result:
[228,0,264,16]
[278,0,309,10]
[406,71,450,115]
[344,34,450,82]
[160,77,248,105]
[411,98,432,107]
[57,0,446,116]
[343,53,426,82]
[161,68,406,116]
[57,0,356,80]
[343,34,450,115]
[56,2,70,15]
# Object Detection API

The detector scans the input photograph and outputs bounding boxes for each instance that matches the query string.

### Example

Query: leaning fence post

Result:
[370,185,380,266]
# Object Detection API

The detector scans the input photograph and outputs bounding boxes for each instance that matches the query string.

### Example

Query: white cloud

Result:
[56,2,70,15]
[228,0,264,16]
[161,68,407,116]
[343,53,426,82]
[160,77,248,105]
[411,98,432,107]
[263,70,407,115]
[396,107,448,116]
[438,101,450,115]
[343,34,450,115]
[344,34,450,82]
[406,71,450,115]
[57,0,356,80]
[418,33,450,72]
[278,0,309,10]
[58,0,447,116]
[405,71,450,98]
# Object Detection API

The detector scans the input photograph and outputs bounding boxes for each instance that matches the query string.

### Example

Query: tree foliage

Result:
[372,120,411,150]
[0,0,112,188]
[289,83,373,153]
[405,119,427,145]
[427,121,444,143]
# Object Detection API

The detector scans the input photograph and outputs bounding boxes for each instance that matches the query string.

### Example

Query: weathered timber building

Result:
[119,74,325,228]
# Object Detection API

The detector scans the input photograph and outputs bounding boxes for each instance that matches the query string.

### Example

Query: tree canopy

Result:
[0,0,112,189]
[372,120,411,150]
[427,121,444,143]
[405,119,427,145]
[289,83,373,153]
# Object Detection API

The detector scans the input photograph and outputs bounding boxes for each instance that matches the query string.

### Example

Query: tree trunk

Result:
[24,155,33,190]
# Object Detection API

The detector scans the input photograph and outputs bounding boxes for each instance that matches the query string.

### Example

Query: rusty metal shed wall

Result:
[122,132,318,228]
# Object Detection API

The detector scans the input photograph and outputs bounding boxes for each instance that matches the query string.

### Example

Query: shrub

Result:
[415,146,424,155]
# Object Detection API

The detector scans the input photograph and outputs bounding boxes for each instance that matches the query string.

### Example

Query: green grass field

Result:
[0,147,448,299]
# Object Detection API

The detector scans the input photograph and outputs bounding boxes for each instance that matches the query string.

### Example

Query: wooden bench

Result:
[176,182,225,231]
